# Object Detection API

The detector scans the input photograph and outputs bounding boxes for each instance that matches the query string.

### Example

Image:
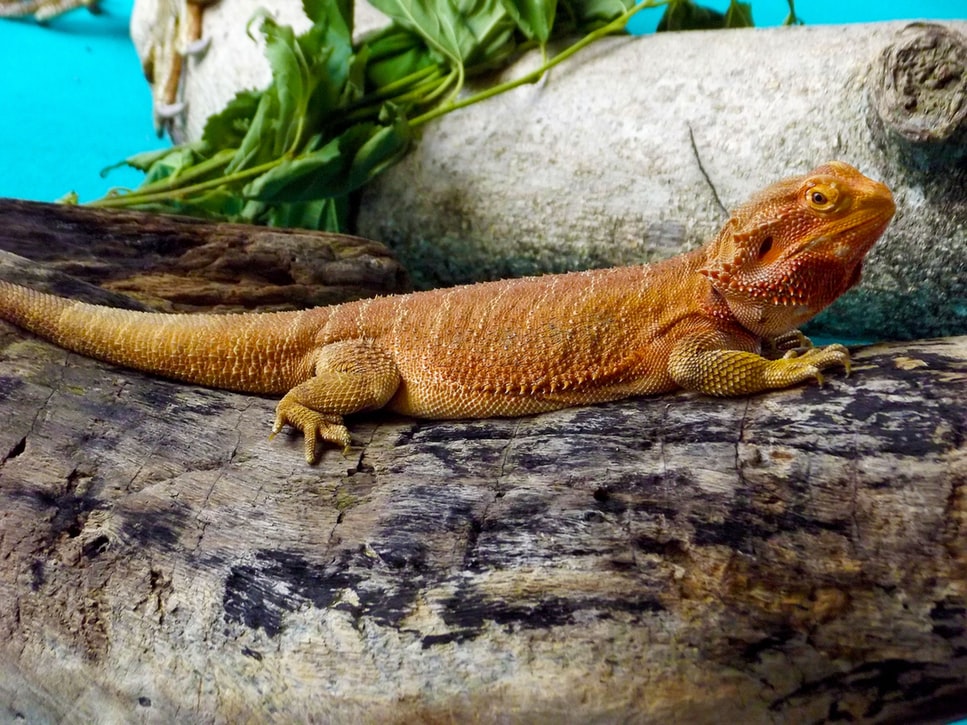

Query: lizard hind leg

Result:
[271,340,401,464]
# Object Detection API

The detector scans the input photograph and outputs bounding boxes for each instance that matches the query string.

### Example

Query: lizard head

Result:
[700,161,896,338]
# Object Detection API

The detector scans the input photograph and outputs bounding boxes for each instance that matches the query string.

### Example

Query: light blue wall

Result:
[0,0,163,203]
[0,0,963,203]
[628,0,966,33]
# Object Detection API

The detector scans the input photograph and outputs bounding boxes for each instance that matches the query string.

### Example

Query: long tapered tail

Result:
[0,280,325,393]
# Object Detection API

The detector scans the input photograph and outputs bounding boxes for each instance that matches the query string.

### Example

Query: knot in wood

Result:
[874,23,967,147]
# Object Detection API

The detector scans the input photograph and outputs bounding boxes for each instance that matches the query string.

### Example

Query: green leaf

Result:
[367,0,517,69]
[200,89,262,151]
[322,197,349,231]
[500,0,556,44]
[347,42,371,101]
[203,3,358,176]
[224,86,282,173]
[182,187,248,219]
[244,110,411,204]
[656,0,726,31]
[367,0,458,68]
[268,198,346,230]
[298,5,355,111]
[138,146,199,184]
[221,19,297,173]
[344,108,412,190]
[243,138,344,202]
[107,146,182,174]
[361,26,439,89]
[260,18,311,156]
[561,0,637,30]
[303,0,352,30]
[724,0,753,28]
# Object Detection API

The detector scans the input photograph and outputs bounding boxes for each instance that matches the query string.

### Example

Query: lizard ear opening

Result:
[757,236,774,259]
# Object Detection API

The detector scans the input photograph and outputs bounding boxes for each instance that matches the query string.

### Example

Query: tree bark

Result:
[1,261,965,722]
[0,198,409,312]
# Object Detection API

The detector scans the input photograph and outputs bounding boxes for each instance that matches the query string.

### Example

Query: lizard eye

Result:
[804,182,840,212]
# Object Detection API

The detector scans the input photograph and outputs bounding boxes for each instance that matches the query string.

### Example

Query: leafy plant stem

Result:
[440,64,466,107]
[86,0,761,227]
[409,0,666,128]
[341,70,450,124]
[121,148,237,197]
[362,63,441,102]
[89,159,281,208]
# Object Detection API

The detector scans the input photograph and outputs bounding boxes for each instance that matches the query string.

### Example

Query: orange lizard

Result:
[0,161,895,463]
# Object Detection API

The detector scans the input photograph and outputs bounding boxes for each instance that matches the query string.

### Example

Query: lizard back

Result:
[328,256,711,418]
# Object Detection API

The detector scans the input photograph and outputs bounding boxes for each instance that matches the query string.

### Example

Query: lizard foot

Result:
[769,343,851,388]
[764,329,814,358]
[271,401,351,464]
[669,340,853,396]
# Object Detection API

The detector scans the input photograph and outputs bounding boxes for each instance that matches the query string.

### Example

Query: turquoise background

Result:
[627,0,966,33]
[0,0,163,203]
[0,1,963,204]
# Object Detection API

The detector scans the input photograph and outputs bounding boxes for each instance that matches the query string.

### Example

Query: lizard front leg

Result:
[271,340,401,463]
[667,332,850,397]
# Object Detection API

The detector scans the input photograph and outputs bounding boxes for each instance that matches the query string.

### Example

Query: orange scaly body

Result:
[0,162,895,463]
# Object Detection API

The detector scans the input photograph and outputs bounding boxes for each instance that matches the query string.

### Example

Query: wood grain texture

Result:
[0,198,409,312]
[2,302,965,721]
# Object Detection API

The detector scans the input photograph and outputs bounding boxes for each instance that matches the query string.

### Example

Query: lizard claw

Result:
[185,36,211,57]
[765,330,815,359]
[767,344,850,388]
[271,403,351,464]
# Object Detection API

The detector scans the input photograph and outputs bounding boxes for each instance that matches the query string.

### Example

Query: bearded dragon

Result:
[0,161,895,463]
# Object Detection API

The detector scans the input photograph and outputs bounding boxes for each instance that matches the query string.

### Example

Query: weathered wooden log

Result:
[0,198,409,312]
[871,23,967,167]
[1,258,965,722]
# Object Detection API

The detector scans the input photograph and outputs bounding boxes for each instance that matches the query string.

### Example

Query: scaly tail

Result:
[0,280,326,394]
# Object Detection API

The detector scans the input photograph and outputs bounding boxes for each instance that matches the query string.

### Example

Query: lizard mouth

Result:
[801,200,896,260]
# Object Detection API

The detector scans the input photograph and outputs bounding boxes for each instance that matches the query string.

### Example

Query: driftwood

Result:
[1,245,966,721]
[0,198,408,312]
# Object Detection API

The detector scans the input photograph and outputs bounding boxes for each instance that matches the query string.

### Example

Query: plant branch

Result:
[89,159,280,208]
[410,0,665,128]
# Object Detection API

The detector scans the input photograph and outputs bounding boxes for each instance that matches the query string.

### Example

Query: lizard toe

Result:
[766,344,850,389]
[271,399,351,463]
[767,330,815,358]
